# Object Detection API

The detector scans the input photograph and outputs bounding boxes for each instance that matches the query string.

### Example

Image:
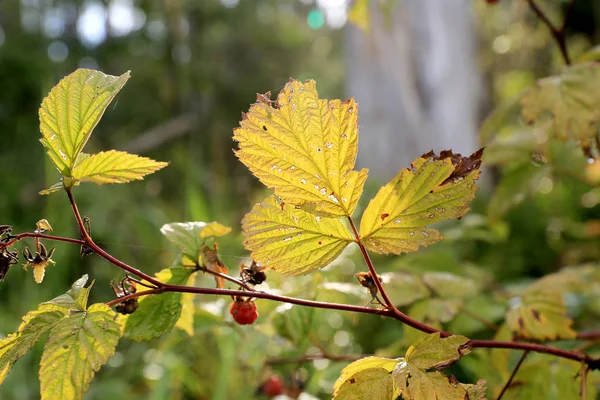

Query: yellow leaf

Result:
[242,196,353,275]
[71,150,168,184]
[36,219,53,232]
[39,69,130,175]
[175,273,197,336]
[359,149,483,254]
[333,357,398,399]
[200,222,232,238]
[233,79,368,217]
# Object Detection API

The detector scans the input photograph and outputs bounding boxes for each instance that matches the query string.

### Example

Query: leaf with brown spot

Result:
[360,149,483,255]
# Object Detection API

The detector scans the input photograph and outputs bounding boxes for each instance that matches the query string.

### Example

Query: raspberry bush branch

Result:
[525,0,575,65]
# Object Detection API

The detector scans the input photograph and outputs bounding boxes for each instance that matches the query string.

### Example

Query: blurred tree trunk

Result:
[346,0,482,182]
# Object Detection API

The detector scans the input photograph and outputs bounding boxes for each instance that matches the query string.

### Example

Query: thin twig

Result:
[525,0,572,65]
[1,232,86,249]
[581,362,588,400]
[496,350,529,400]
[196,265,254,291]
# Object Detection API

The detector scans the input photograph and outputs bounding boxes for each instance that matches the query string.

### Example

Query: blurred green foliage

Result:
[2,0,600,399]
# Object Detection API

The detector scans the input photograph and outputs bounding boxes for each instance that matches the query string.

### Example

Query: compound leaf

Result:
[0,306,66,385]
[44,274,93,312]
[242,195,353,275]
[39,69,130,176]
[71,150,168,185]
[120,267,194,341]
[233,79,368,217]
[39,304,121,400]
[360,149,483,254]
[333,357,398,400]
[521,63,600,141]
[505,291,576,340]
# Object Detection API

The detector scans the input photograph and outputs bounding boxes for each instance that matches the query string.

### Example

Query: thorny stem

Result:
[8,187,594,371]
[525,0,574,65]
[496,350,529,400]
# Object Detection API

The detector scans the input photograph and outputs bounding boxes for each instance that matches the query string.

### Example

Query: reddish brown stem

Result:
[525,0,573,65]
[1,232,86,249]
[496,350,529,400]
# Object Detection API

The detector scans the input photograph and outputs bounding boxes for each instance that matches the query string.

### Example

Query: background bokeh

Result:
[1,0,600,399]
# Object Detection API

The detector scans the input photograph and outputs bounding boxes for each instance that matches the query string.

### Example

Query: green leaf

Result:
[120,267,194,341]
[233,79,368,217]
[272,305,315,347]
[421,272,480,299]
[70,150,168,185]
[333,357,398,400]
[160,221,232,264]
[360,149,482,255]
[39,304,121,400]
[44,274,93,311]
[0,306,66,384]
[488,162,547,221]
[381,272,431,306]
[242,195,354,275]
[505,291,576,340]
[521,63,600,141]
[39,69,130,175]
[405,333,471,369]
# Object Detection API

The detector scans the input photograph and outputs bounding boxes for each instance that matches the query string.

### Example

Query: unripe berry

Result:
[229,299,259,325]
[261,375,284,397]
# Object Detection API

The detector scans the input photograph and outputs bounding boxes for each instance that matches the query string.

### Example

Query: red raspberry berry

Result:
[229,299,258,325]
[261,375,284,397]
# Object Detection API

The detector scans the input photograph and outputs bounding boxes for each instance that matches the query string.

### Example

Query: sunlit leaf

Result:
[392,333,483,400]
[44,275,93,311]
[120,267,194,341]
[333,357,398,400]
[241,195,354,275]
[175,273,197,336]
[160,221,232,265]
[39,181,64,195]
[521,63,600,141]
[360,149,483,254]
[0,306,66,385]
[233,79,368,217]
[71,150,168,185]
[39,69,130,175]
[36,219,53,232]
[39,304,121,400]
[505,291,576,340]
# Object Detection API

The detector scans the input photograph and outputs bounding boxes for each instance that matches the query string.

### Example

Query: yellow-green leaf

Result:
[0,306,66,385]
[333,357,398,400]
[71,150,168,184]
[39,69,130,175]
[360,149,483,254]
[405,333,471,370]
[505,291,576,340]
[200,222,232,238]
[39,181,65,195]
[242,196,353,275]
[393,362,486,400]
[233,79,368,217]
[36,219,53,232]
[521,63,600,141]
[39,304,121,400]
